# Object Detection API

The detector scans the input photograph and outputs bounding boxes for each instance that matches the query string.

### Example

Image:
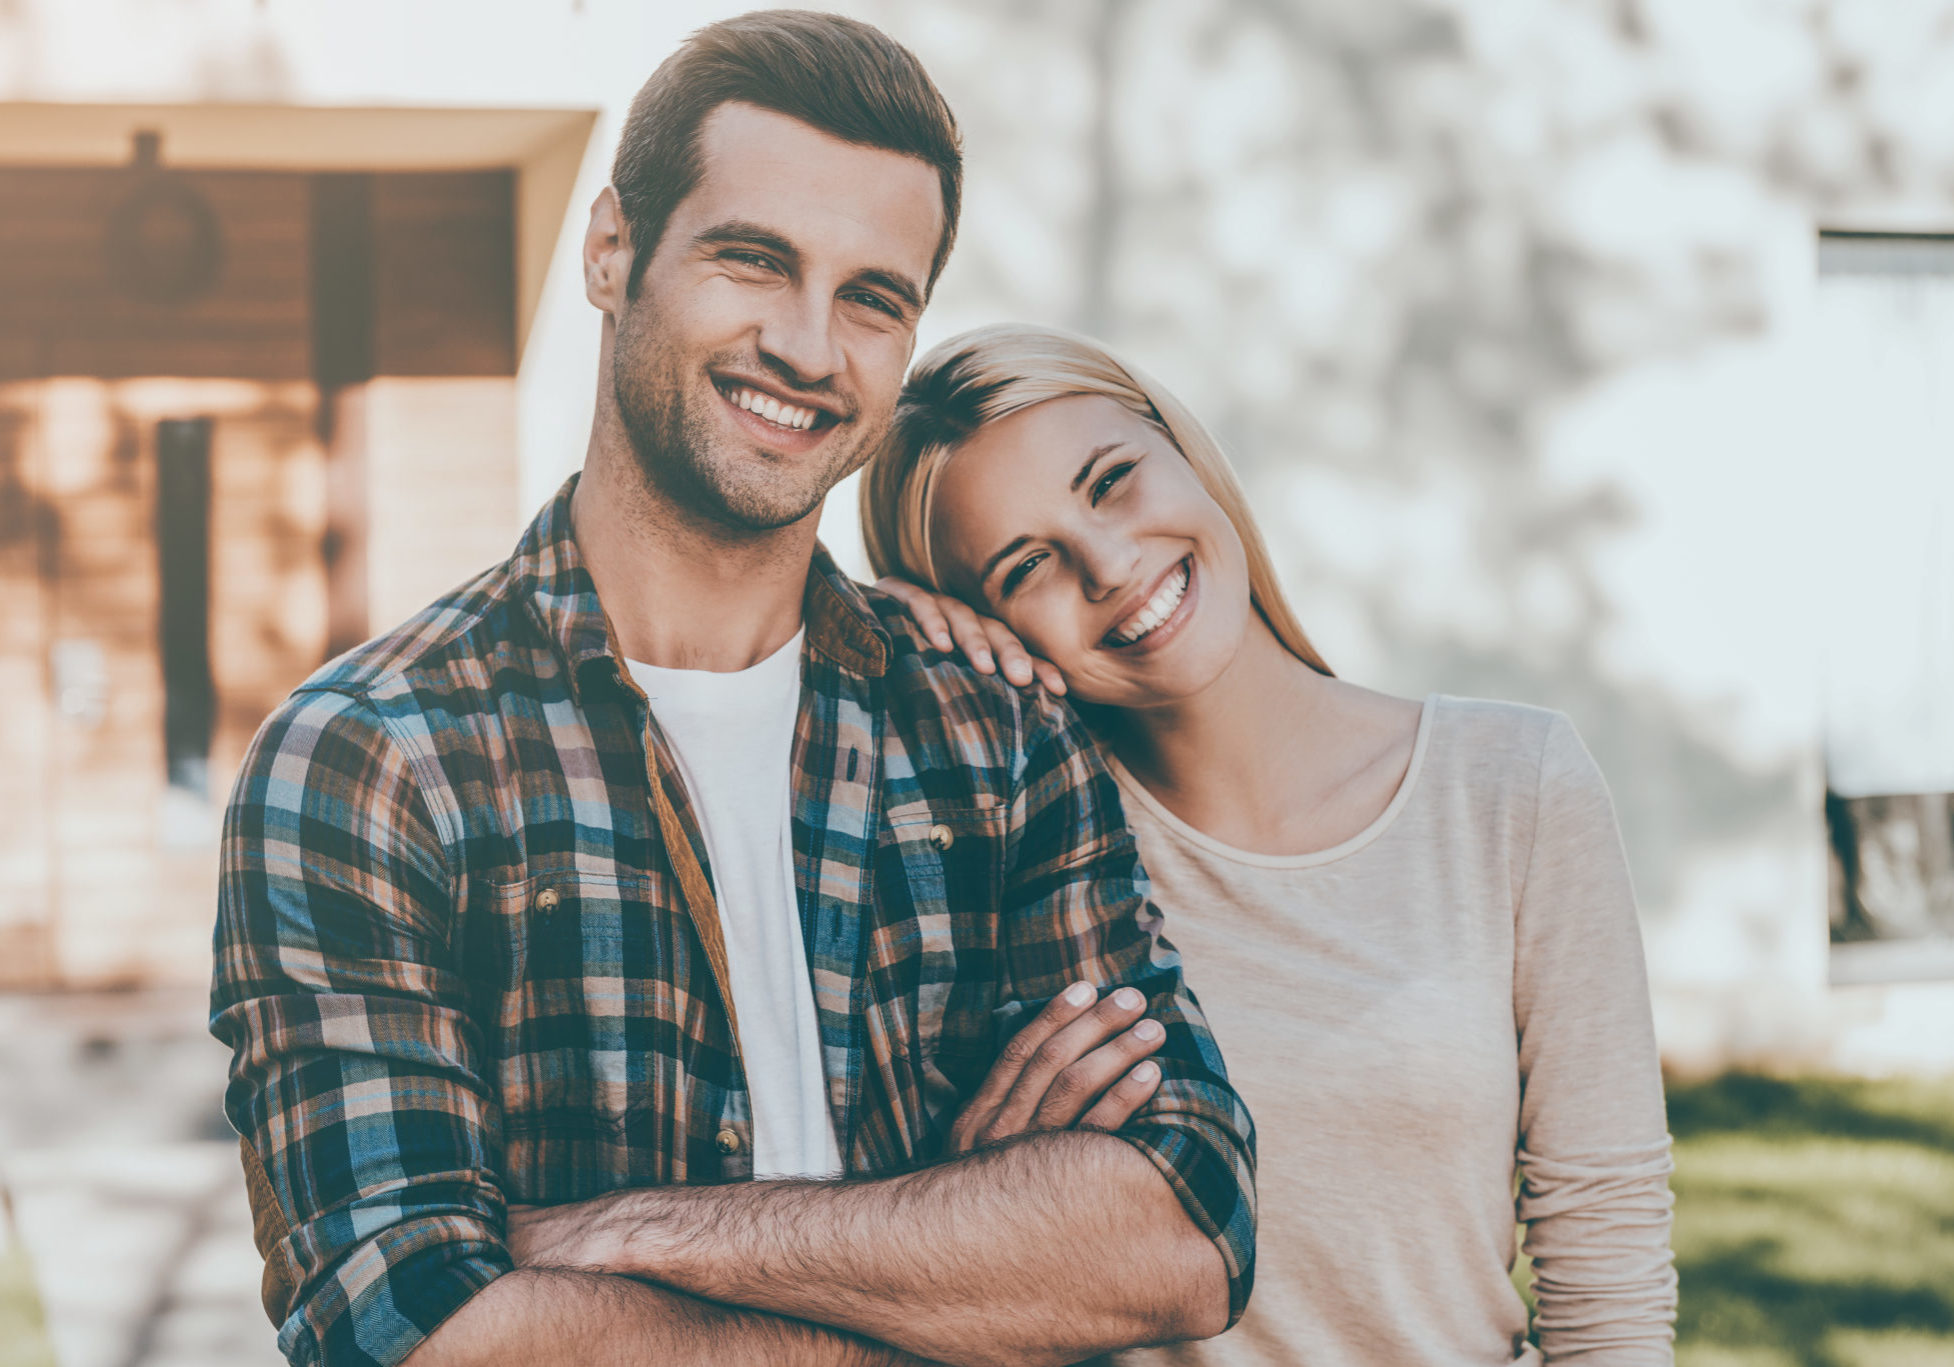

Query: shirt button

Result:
[715,1128,742,1156]
[533,887,561,915]
[927,823,955,851]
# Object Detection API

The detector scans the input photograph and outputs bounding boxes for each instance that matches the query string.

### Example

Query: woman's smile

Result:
[1102,555,1197,653]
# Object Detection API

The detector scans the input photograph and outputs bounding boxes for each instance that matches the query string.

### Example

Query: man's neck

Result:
[571,437,816,673]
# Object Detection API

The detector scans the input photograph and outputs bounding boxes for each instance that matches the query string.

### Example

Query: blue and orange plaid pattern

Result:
[211,475,1256,1367]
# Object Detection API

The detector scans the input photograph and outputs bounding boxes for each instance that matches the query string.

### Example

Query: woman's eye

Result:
[1000,552,1047,598]
[1091,461,1137,505]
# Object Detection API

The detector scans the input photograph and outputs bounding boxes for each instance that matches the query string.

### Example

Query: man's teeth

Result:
[1110,562,1190,645]
[728,386,819,432]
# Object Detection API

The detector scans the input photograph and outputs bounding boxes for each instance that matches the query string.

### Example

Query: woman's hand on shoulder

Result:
[874,576,1067,696]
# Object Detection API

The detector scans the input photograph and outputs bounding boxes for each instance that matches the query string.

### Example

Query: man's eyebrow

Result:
[853,266,924,314]
[979,535,1033,591]
[691,220,801,262]
[1071,442,1126,492]
[691,221,922,313]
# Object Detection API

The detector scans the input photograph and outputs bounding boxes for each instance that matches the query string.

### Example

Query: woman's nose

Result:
[1078,537,1140,603]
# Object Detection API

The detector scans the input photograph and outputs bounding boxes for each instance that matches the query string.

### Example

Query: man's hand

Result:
[948,981,1165,1156]
[509,981,1167,1265]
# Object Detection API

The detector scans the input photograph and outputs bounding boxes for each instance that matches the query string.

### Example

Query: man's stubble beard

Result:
[610,304,881,535]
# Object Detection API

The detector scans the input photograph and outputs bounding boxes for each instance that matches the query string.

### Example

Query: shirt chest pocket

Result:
[473,871,694,1197]
[872,801,1008,943]
[868,801,1009,1101]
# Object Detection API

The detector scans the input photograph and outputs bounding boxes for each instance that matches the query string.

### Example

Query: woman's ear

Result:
[583,186,633,315]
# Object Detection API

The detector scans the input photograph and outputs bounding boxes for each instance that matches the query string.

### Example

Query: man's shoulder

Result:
[853,582,1094,774]
[295,559,525,712]
[858,582,1018,712]
[244,559,527,780]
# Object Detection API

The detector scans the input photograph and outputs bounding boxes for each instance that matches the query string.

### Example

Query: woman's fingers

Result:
[873,576,955,651]
[1075,1059,1163,1132]
[1026,1017,1166,1131]
[940,598,999,673]
[871,576,1068,694]
[985,618,1038,687]
[1032,658,1068,696]
[947,982,1098,1154]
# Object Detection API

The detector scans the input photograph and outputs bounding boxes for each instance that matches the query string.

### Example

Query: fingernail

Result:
[934,633,953,650]
[1064,982,1095,1006]
[1114,987,1143,1010]
[1133,1061,1159,1083]
[976,650,994,669]
[1135,1020,1163,1042]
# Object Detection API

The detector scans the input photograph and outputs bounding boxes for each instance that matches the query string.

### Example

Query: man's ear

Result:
[584,186,634,315]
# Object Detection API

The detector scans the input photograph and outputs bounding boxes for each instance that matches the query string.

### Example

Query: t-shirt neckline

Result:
[626,626,806,703]
[1106,692,1440,870]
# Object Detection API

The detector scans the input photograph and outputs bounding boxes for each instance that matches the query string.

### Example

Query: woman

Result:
[860,324,1677,1366]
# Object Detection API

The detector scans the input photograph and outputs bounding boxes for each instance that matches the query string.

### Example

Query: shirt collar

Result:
[514,473,889,704]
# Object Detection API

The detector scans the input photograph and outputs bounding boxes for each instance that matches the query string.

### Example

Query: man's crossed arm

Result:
[406,986,1220,1367]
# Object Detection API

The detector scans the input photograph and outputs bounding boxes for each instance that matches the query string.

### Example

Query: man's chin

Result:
[685,471,830,534]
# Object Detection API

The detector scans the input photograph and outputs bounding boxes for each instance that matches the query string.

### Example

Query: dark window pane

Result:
[156,417,213,796]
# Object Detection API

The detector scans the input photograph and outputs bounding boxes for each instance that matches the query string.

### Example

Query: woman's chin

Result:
[1075,649,1235,710]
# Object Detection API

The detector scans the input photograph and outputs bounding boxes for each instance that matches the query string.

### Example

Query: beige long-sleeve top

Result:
[1105,696,1676,1367]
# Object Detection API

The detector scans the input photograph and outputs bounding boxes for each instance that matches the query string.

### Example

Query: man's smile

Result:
[711,370,845,451]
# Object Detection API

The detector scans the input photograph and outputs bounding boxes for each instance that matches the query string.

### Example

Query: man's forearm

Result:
[400,1267,930,1367]
[519,1131,1228,1367]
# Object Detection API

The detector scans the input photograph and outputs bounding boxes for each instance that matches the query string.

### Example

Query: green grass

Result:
[1665,1073,1954,1367]
[0,1244,56,1367]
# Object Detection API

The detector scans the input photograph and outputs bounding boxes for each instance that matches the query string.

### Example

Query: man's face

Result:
[610,102,944,532]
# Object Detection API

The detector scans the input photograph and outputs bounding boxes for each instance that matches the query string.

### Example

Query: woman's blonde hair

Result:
[860,322,1332,675]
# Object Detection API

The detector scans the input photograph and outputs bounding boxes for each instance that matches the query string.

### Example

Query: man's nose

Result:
[756,285,844,388]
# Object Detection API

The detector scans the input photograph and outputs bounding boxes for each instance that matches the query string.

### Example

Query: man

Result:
[212,12,1254,1367]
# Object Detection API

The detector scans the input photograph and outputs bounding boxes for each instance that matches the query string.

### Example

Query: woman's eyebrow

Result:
[1071,442,1126,492]
[975,442,1129,590]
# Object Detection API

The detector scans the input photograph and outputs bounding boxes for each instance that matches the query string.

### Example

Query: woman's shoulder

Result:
[1424,695,1605,803]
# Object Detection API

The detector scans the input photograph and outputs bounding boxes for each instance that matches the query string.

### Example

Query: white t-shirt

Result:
[626,628,842,1181]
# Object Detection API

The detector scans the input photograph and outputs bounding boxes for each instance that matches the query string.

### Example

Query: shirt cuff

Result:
[1115,1120,1257,1327]
[279,1215,512,1367]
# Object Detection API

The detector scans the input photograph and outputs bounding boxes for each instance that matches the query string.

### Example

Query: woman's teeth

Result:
[1109,560,1191,645]
[727,385,819,432]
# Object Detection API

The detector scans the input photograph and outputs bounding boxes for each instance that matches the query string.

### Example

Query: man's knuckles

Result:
[998,1028,1046,1068]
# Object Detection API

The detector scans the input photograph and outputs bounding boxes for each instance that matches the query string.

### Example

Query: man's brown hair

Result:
[612,9,963,296]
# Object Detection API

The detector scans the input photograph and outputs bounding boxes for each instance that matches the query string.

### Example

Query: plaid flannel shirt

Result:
[211,475,1256,1367]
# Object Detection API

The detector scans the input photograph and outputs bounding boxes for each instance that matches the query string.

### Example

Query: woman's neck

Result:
[1102,618,1422,856]
[1105,619,1329,817]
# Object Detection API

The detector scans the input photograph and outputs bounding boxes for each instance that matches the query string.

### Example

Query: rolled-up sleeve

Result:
[211,687,510,1367]
[999,689,1258,1326]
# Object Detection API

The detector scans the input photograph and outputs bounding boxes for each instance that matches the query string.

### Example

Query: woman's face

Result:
[928,393,1255,708]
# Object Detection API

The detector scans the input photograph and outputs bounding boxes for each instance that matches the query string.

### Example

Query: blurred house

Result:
[0,0,1949,1075]
[0,97,594,986]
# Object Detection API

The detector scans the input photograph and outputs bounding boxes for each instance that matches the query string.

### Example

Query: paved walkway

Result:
[0,990,281,1367]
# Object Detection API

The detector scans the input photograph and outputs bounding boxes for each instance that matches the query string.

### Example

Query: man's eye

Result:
[723,250,780,272]
[1091,461,1137,505]
[844,290,902,319]
[1000,552,1047,598]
